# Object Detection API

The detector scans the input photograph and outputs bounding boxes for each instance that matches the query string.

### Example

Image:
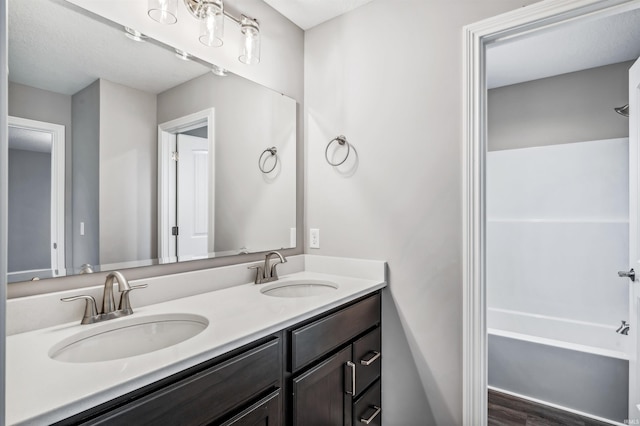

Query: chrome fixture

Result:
[615,103,629,117]
[61,271,147,325]
[248,251,287,284]
[616,320,630,335]
[618,268,635,282]
[148,0,261,65]
[258,147,278,174]
[326,135,351,167]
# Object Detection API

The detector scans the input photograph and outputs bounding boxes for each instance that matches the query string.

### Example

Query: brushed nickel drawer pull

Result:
[360,405,381,424]
[360,351,381,366]
[346,361,356,395]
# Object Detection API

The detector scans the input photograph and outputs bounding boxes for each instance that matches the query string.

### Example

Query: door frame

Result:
[7,115,65,278]
[462,0,640,423]
[157,109,215,261]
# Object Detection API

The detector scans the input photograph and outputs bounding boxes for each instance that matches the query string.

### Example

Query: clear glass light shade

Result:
[239,16,260,65]
[199,3,224,47]
[148,0,178,25]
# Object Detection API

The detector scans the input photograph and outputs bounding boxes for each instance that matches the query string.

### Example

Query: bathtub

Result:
[488,307,629,424]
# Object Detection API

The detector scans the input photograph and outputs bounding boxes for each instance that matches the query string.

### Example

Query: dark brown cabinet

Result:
[220,390,281,426]
[292,346,353,425]
[56,291,382,426]
[57,336,283,426]
[287,293,382,426]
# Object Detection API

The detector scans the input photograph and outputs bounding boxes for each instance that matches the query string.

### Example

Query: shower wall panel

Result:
[487,138,629,327]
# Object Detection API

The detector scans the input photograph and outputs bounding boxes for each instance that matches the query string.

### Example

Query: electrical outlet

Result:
[309,228,320,249]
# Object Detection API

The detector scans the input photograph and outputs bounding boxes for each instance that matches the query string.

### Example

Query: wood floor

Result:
[488,389,612,426]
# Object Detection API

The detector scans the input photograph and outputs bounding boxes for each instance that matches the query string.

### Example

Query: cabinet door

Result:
[219,390,281,426]
[292,346,352,426]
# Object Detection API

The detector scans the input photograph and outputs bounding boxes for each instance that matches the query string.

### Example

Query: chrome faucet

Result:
[616,320,630,335]
[249,251,287,284]
[61,271,147,324]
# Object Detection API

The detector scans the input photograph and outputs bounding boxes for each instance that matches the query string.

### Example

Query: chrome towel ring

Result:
[325,135,350,166]
[259,147,278,173]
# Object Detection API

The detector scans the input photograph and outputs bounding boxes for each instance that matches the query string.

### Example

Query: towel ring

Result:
[259,147,278,173]
[325,135,350,166]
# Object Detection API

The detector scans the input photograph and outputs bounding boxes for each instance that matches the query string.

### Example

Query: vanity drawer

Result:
[353,379,382,426]
[291,293,380,371]
[353,326,381,396]
[82,337,281,425]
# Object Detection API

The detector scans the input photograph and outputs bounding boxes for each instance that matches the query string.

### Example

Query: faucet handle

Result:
[61,295,99,325]
[248,264,265,284]
[118,284,148,315]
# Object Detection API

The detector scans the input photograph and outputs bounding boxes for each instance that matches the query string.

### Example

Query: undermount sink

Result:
[49,313,209,363]
[260,279,338,298]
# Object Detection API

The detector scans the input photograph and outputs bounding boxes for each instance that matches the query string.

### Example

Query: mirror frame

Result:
[462,0,638,423]
[6,2,304,298]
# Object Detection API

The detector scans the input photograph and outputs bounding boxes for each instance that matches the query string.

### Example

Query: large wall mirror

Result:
[7,0,297,284]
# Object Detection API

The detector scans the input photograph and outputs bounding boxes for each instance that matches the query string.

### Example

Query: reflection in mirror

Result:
[7,0,297,283]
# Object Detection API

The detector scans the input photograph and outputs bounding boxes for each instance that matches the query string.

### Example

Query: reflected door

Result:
[177,134,210,260]
[7,116,65,282]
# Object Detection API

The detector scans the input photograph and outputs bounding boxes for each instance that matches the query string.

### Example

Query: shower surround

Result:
[487,138,630,423]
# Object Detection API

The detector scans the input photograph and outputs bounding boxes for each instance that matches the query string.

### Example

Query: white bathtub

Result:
[487,307,630,360]
[488,307,629,423]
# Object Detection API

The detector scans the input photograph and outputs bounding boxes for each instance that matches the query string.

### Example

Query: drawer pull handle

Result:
[360,351,381,366]
[360,405,381,424]
[346,361,356,395]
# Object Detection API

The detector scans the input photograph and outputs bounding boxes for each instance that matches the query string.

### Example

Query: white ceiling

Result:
[263,0,374,30]
[9,0,210,96]
[487,7,640,88]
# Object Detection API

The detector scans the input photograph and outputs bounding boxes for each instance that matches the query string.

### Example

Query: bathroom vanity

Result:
[56,292,381,425]
[6,256,386,425]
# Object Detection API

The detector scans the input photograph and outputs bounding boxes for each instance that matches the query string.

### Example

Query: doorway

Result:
[157,109,215,262]
[463,1,640,424]
[7,116,65,282]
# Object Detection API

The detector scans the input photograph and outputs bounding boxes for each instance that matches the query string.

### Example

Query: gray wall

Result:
[489,335,628,422]
[304,0,541,423]
[7,148,51,272]
[488,61,631,151]
[8,82,73,271]
[99,79,157,265]
[72,80,100,270]
[157,73,296,254]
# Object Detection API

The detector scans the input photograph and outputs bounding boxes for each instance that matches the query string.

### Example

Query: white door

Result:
[629,56,640,423]
[177,134,209,260]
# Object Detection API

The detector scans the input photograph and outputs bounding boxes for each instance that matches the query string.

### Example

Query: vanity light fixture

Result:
[124,27,148,42]
[148,0,261,65]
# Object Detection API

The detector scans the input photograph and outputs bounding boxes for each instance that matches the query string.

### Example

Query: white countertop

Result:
[6,270,386,425]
